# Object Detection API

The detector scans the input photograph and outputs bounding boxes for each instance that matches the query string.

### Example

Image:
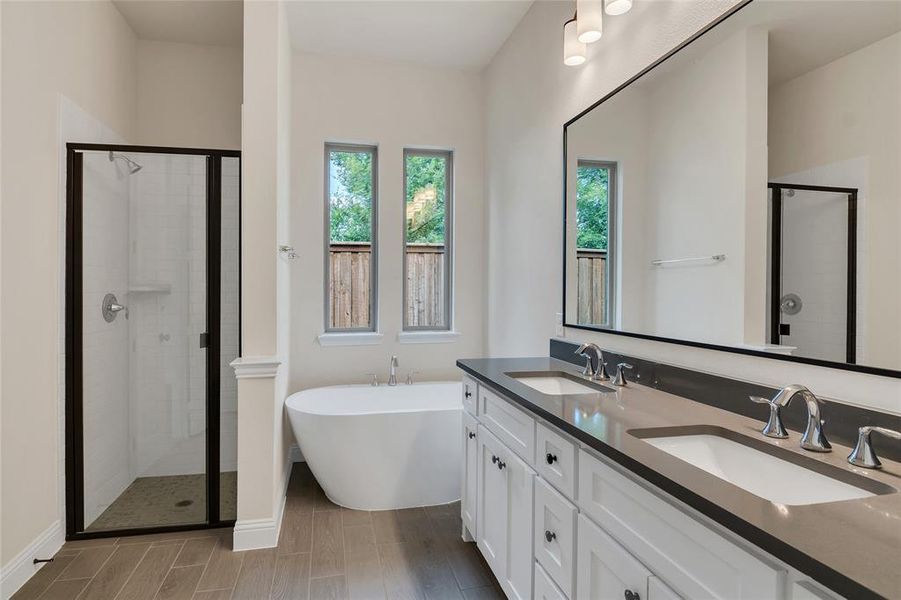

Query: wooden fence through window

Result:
[577,248,607,325]
[328,242,446,329]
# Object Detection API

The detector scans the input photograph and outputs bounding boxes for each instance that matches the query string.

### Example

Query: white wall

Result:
[135,40,243,150]
[484,0,901,415]
[769,31,901,370]
[289,53,486,390]
[0,0,137,577]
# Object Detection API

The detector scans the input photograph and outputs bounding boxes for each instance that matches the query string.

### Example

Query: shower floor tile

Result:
[86,471,237,531]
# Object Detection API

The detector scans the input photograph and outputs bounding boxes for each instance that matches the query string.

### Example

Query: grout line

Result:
[146,540,187,600]
[109,543,153,600]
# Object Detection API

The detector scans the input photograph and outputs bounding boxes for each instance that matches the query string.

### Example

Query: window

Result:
[325,143,377,332]
[576,160,616,327]
[404,149,453,331]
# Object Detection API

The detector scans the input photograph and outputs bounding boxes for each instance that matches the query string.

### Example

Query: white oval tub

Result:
[285,381,462,511]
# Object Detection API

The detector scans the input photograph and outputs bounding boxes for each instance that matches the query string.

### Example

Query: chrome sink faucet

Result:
[388,355,399,386]
[575,343,608,381]
[848,426,901,469]
[750,384,831,452]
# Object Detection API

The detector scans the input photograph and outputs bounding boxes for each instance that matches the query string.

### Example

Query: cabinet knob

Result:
[468,431,476,439]
[491,455,498,464]
[465,388,472,399]
[497,460,506,470]
[544,530,557,543]
[624,590,640,600]
[546,453,558,465]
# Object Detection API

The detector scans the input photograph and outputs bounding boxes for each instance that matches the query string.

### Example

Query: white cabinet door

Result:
[649,576,682,600]
[577,514,651,600]
[477,425,508,581]
[535,562,568,600]
[506,447,535,600]
[462,411,479,539]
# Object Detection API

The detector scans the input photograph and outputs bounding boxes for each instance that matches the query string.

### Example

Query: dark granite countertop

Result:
[457,356,901,600]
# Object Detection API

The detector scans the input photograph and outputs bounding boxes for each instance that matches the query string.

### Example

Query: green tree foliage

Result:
[576,165,608,250]
[329,151,373,243]
[328,151,449,245]
[405,155,446,244]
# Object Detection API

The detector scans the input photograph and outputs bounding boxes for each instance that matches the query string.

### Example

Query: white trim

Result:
[230,356,281,379]
[0,520,64,600]
[397,330,461,344]
[317,332,384,347]
[232,443,296,551]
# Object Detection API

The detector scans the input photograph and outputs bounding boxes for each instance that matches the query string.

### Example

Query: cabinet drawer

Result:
[535,562,568,600]
[462,375,478,416]
[536,422,578,500]
[578,450,785,599]
[479,385,535,464]
[535,477,577,598]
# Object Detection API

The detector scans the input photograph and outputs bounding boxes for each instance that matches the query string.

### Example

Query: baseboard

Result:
[0,520,65,600]
[232,445,297,551]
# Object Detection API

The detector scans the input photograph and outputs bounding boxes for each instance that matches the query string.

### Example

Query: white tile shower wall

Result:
[129,154,210,479]
[81,152,132,527]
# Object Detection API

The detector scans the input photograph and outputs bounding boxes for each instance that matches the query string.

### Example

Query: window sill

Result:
[397,331,461,344]
[318,332,384,347]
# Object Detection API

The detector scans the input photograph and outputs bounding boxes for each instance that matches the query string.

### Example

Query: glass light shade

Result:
[563,18,587,66]
[576,0,603,43]
[605,0,632,16]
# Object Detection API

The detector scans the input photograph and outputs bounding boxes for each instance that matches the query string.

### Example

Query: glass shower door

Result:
[75,149,209,532]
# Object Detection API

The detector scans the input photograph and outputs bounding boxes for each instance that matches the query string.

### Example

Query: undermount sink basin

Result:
[631,426,895,506]
[507,371,613,395]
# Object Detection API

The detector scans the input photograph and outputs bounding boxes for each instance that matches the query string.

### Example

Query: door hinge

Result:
[200,332,210,348]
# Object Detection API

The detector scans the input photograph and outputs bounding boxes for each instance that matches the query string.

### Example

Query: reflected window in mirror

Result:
[575,160,616,328]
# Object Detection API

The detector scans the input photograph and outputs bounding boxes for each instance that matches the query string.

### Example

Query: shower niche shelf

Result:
[128,282,173,294]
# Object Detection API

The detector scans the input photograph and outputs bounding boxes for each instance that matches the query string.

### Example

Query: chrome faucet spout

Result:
[388,355,399,386]
[750,384,831,452]
[575,343,606,380]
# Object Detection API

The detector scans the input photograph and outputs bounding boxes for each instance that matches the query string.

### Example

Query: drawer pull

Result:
[497,460,506,470]
[465,389,472,399]
[491,455,498,464]
[546,453,558,464]
[624,590,640,600]
[468,431,476,439]
[544,530,557,543]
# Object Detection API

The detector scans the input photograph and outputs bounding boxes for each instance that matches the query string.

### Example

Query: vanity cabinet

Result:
[477,424,535,600]
[459,374,841,600]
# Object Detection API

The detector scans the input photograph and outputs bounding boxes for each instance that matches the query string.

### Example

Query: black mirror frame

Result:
[561,0,900,380]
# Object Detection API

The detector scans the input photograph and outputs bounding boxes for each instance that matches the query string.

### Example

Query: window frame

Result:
[402,148,454,332]
[575,159,617,329]
[323,142,379,333]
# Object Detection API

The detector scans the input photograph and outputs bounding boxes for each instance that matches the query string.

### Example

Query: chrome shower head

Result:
[108,151,143,174]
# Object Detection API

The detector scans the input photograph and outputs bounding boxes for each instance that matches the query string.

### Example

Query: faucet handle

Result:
[848,426,901,469]
[611,363,633,386]
[750,395,789,439]
[366,373,379,387]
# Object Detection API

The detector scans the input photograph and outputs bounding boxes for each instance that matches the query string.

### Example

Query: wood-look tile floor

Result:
[13,463,503,600]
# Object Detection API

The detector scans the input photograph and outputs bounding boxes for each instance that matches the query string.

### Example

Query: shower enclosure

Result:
[65,144,240,538]
[768,183,857,364]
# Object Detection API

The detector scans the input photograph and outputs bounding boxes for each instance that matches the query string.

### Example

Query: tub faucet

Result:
[388,356,399,386]
[750,384,831,452]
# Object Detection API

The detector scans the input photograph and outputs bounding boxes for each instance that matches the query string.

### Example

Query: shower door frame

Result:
[65,143,241,539]
[768,182,858,364]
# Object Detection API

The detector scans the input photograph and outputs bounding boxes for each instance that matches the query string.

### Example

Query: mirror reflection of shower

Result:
[108,150,143,174]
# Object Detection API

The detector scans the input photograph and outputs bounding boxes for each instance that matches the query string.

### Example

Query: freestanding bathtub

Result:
[285,381,462,511]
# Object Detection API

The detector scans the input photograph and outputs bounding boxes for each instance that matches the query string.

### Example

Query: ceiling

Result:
[285,1,533,70]
[112,0,243,47]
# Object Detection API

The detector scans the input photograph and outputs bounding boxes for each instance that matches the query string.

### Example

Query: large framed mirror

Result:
[563,0,901,377]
